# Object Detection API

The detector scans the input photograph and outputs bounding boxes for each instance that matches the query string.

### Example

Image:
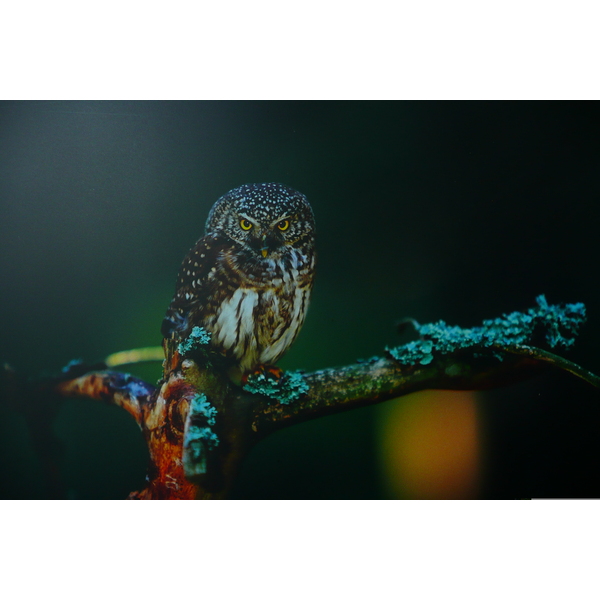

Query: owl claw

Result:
[264,365,283,379]
[241,364,283,385]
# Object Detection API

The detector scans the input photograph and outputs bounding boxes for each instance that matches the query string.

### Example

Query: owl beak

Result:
[260,234,268,258]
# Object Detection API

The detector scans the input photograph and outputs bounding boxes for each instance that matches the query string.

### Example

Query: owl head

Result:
[205,183,315,258]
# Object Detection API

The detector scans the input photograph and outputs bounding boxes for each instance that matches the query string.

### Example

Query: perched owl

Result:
[162,183,316,380]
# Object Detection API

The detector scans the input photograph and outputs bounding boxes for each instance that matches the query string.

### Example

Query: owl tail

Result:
[162,336,180,373]
[161,305,190,368]
[161,308,188,339]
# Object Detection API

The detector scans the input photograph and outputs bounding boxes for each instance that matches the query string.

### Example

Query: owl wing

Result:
[161,232,229,340]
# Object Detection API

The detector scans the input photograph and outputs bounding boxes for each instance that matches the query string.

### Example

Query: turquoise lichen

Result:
[243,370,309,404]
[387,295,586,366]
[189,393,218,426]
[183,426,219,477]
[177,326,212,356]
[185,426,219,449]
[183,393,219,477]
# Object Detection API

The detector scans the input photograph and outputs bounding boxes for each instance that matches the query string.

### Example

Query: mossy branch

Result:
[2,296,597,499]
[247,350,544,437]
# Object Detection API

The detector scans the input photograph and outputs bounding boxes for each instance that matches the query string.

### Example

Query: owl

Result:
[162,183,316,380]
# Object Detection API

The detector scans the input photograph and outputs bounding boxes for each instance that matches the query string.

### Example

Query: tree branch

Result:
[247,350,546,437]
[2,296,597,499]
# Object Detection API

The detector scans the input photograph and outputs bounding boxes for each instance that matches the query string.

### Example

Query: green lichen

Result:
[387,295,586,366]
[177,326,212,356]
[183,427,219,477]
[183,393,219,477]
[185,426,219,449]
[243,370,309,404]
[189,393,218,426]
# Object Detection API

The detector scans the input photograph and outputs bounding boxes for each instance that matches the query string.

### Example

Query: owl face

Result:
[205,183,315,259]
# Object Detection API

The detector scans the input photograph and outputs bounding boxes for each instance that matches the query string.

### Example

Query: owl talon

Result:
[264,365,283,379]
[241,364,283,385]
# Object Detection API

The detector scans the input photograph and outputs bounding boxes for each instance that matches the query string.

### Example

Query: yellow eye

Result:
[240,219,253,231]
[277,219,290,231]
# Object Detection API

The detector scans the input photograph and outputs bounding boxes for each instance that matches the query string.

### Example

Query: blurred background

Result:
[0,101,599,499]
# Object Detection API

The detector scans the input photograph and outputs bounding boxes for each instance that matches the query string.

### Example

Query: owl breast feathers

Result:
[162,182,316,377]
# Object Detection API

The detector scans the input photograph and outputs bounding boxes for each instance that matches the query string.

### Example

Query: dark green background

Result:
[1,101,599,499]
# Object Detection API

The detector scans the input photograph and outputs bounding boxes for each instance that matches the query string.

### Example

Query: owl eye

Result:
[277,219,290,231]
[240,219,253,231]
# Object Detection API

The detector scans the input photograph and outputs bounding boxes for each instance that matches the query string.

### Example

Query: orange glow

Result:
[378,390,481,499]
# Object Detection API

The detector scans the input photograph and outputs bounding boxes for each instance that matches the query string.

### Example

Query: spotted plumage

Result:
[162,183,316,378]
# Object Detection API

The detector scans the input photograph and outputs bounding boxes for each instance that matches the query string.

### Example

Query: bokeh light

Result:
[378,390,481,499]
